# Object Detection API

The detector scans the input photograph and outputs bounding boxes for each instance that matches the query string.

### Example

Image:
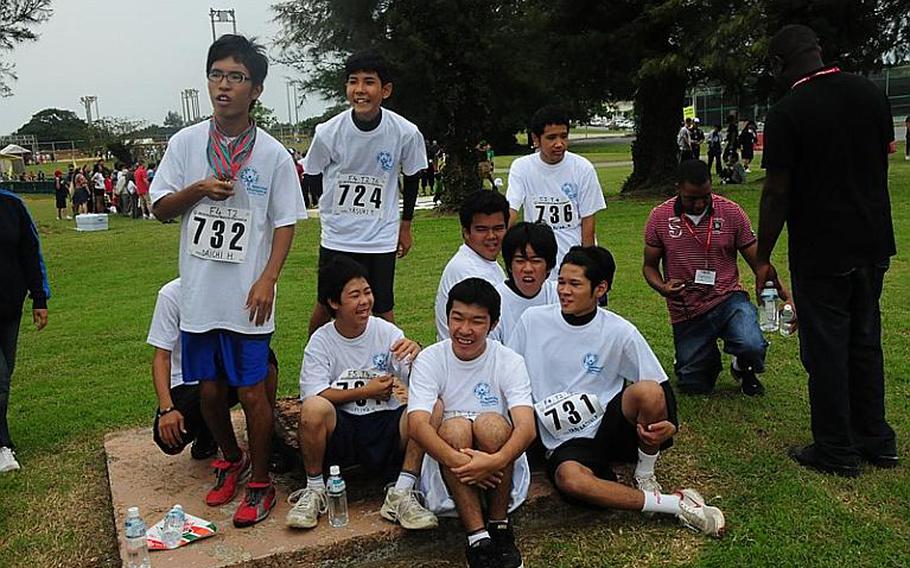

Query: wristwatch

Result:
[157,406,175,417]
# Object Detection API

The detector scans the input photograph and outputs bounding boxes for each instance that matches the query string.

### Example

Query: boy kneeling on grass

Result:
[409,278,537,568]
[286,256,437,531]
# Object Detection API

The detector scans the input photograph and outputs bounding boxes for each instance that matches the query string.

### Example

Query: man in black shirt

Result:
[755,25,897,477]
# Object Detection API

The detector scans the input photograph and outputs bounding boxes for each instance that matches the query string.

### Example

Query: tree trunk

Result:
[622,71,687,195]
[438,144,481,211]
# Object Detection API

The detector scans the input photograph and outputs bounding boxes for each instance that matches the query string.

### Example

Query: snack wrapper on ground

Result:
[147,512,217,550]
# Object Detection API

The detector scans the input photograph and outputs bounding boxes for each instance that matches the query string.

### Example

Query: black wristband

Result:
[157,406,175,417]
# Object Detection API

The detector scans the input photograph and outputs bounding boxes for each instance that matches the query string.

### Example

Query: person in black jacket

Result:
[0,189,50,473]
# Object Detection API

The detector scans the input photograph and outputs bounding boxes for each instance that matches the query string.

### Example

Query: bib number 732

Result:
[188,204,250,263]
[534,392,603,440]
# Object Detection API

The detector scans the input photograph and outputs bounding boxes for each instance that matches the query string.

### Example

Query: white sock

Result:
[394,471,418,491]
[467,530,491,547]
[635,448,659,479]
[641,490,682,515]
[307,474,325,491]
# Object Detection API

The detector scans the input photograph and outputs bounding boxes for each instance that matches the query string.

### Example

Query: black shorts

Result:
[318,246,397,314]
[152,349,277,455]
[741,146,754,160]
[545,389,640,484]
[326,406,405,479]
[55,191,68,209]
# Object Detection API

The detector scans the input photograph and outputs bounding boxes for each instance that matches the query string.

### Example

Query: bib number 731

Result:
[534,391,603,440]
[188,204,250,263]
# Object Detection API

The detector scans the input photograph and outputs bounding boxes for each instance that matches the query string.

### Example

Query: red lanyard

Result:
[791,66,840,89]
[683,214,713,267]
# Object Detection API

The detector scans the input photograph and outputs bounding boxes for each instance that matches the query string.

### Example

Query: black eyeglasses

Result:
[207,70,251,85]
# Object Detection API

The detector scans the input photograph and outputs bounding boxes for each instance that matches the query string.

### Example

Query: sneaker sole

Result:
[379,504,438,530]
[286,516,319,529]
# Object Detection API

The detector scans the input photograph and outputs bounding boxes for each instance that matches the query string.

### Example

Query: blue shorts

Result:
[180,330,272,388]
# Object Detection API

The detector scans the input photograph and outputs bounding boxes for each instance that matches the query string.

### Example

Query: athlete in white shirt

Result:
[490,222,559,343]
[287,255,437,532]
[434,191,508,341]
[506,106,606,277]
[147,278,284,465]
[303,52,428,336]
[508,246,726,538]
[410,278,536,568]
[150,35,306,528]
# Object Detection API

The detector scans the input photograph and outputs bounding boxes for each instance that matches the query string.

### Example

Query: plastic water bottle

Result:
[759,281,779,333]
[326,465,349,528]
[162,504,186,549]
[779,304,796,337]
[124,507,151,568]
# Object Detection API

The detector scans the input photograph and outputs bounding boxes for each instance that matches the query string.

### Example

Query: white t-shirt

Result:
[149,121,307,335]
[146,278,188,389]
[299,316,409,416]
[506,151,606,276]
[303,108,427,254]
[434,244,506,341]
[409,339,533,516]
[92,172,105,190]
[508,304,668,450]
[116,170,127,192]
[490,279,559,343]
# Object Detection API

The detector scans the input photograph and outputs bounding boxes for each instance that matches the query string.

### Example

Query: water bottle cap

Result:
[127,506,139,517]
[329,465,341,476]
[764,281,774,287]
[173,504,183,511]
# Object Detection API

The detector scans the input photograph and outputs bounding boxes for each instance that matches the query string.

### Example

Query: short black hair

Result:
[769,24,820,63]
[530,105,571,137]
[344,51,392,85]
[561,246,616,292]
[446,278,501,325]
[207,34,268,87]
[678,159,711,186]
[317,255,370,317]
[459,190,510,230]
[502,222,558,279]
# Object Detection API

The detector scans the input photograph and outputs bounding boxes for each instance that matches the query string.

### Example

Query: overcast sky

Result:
[0,0,332,135]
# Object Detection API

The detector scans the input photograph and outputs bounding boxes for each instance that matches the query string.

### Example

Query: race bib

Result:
[531,197,576,230]
[187,203,250,264]
[534,391,604,440]
[330,369,400,416]
[333,173,385,217]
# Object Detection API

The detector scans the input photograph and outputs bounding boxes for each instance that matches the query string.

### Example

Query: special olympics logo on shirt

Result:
[372,353,390,372]
[473,382,500,407]
[239,166,267,196]
[561,182,579,201]
[583,353,603,375]
[377,151,394,172]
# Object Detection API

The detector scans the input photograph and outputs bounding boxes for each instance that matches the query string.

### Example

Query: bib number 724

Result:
[334,174,384,216]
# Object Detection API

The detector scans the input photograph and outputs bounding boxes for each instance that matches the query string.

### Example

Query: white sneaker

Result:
[676,489,725,537]
[0,447,21,472]
[286,487,326,529]
[380,487,438,530]
[634,473,662,493]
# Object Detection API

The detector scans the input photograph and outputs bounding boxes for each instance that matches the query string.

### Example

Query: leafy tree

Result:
[0,0,52,97]
[16,108,90,143]
[273,0,546,208]
[250,102,279,132]
[163,111,184,128]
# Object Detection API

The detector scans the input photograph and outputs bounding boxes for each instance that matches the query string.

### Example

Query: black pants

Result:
[0,317,20,448]
[791,261,896,466]
[707,151,722,177]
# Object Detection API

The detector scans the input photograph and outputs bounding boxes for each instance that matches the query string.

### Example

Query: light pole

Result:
[80,95,98,124]
[209,9,237,41]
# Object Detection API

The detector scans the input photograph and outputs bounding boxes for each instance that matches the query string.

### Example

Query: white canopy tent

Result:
[0,144,31,156]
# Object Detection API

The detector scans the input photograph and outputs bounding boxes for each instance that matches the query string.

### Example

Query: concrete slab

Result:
[105,402,561,567]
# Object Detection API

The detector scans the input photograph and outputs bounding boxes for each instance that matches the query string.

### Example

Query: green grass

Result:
[0,147,908,566]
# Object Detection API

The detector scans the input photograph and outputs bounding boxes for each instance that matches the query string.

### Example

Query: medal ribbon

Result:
[791,66,840,90]
[206,118,257,180]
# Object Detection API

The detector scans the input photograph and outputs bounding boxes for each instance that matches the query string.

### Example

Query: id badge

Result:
[694,269,716,286]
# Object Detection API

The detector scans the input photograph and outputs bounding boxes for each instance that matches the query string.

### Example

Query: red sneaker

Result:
[233,482,277,528]
[205,453,250,507]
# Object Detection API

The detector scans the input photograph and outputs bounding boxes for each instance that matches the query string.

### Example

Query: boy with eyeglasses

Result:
[150,34,307,528]
[303,51,428,337]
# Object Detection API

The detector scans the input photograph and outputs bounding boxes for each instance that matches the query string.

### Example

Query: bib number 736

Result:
[534,392,603,440]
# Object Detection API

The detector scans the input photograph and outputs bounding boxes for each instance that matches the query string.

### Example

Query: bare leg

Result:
[238,381,273,483]
[399,408,424,474]
[308,302,332,338]
[438,417,484,532]
[265,363,278,410]
[621,381,669,455]
[554,461,646,510]
[201,380,241,461]
[472,413,513,520]
[375,310,395,324]
[298,396,336,476]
